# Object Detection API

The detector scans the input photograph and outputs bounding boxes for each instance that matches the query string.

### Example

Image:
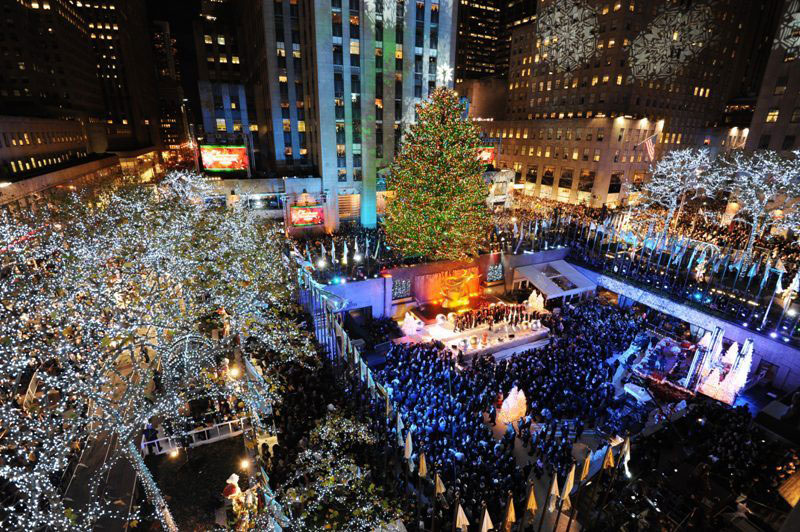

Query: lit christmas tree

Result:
[385,88,491,261]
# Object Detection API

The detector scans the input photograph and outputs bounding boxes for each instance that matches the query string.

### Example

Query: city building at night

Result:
[477,0,781,207]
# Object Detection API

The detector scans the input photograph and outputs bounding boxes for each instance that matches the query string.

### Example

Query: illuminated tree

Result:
[634,147,715,240]
[0,172,315,530]
[713,150,800,262]
[385,88,491,261]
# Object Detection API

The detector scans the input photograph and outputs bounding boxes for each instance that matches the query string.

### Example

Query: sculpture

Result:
[527,290,545,312]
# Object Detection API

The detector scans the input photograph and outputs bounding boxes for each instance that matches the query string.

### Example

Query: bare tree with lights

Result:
[0,172,315,530]
[712,150,800,263]
[634,147,716,242]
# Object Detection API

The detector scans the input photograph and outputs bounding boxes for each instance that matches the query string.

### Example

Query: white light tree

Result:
[633,147,716,241]
[0,172,315,530]
[713,150,800,263]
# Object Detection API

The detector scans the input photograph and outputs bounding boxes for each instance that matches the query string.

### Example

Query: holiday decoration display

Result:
[634,148,716,242]
[536,0,599,74]
[385,88,491,261]
[629,2,716,80]
[0,171,315,530]
[775,0,800,55]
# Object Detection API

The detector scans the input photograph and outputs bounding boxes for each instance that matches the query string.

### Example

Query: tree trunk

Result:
[745,216,761,265]
[124,441,178,532]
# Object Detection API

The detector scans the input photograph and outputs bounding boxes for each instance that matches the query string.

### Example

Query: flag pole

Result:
[761,271,783,329]
[537,472,557,532]
[519,480,534,532]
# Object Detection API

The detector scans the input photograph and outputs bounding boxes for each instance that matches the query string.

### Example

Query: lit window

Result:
[216,118,227,131]
[217,36,226,45]
[204,35,213,44]
[219,55,227,63]
[232,56,240,64]
[350,40,360,55]
[249,124,259,132]
[766,109,780,123]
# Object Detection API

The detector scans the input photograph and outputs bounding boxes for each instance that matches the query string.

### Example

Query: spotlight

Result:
[789,309,798,317]
[770,332,778,339]
[353,253,362,262]
[169,449,179,458]
[316,259,326,268]
[240,458,250,470]
[229,366,241,378]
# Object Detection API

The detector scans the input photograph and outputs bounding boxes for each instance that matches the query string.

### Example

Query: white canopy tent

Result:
[512,260,596,301]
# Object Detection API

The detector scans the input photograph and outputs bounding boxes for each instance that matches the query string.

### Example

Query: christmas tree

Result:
[385,87,490,261]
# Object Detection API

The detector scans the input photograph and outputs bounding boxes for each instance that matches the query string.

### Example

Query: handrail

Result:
[140,416,252,456]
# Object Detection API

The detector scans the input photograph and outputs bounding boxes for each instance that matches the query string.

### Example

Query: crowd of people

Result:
[379,298,646,518]
[452,302,536,332]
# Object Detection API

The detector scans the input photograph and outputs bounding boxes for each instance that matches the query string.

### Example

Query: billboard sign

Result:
[477,146,497,166]
[290,205,325,227]
[200,145,249,172]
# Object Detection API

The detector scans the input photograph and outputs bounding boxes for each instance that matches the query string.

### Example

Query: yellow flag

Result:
[479,507,494,532]
[455,503,470,531]
[561,463,575,510]
[503,493,516,532]
[524,482,538,517]
[547,473,560,513]
[404,432,413,460]
[602,445,615,470]
[419,452,428,478]
[435,473,446,496]
[581,452,591,482]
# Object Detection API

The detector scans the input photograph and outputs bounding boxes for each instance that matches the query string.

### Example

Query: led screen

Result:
[290,205,325,227]
[200,145,249,172]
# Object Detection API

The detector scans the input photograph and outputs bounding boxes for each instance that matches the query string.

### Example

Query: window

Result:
[216,118,226,132]
[217,35,226,45]
[782,135,796,151]
[766,109,780,123]
[204,34,212,44]
[792,108,800,123]
[758,134,771,149]
[232,56,240,64]
[608,172,623,194]
[593,149,601,162]
[526,166,537,184]
[775,77,788,95]
[541,166,555,186]
[578,170,595,192]
[558,169,573,189]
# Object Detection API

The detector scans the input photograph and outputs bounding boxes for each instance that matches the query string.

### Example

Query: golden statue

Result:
[441,270,476,309]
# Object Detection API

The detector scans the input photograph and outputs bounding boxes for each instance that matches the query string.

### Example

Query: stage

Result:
[396,317,550,362]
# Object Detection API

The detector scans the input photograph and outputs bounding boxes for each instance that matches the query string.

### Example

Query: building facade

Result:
[152,20,192,165]
[80,0,161,150]
[237,0,457,229]
[480,0,778,207]
[746,0,800,154]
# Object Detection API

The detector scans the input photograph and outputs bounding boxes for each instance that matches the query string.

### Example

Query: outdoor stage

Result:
[396,314,550,362]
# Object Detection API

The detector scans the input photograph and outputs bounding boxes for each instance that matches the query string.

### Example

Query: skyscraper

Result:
[479,0,780,207]
[746,0,800,154]
[81,0,161,150]
[152,20,191,164]
[240,0,457,228]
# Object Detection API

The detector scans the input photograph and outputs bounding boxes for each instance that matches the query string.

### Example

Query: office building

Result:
[80,0,161,151]
[152,20,191,165]
[193,0,254,147]
[480,0,780,207]
[238,0,457,229]
[746,0,800,154]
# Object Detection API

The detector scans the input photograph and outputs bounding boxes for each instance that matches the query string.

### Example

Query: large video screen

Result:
[200,145,249,172]
[477,146,497,166]
[290,205,325,227]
